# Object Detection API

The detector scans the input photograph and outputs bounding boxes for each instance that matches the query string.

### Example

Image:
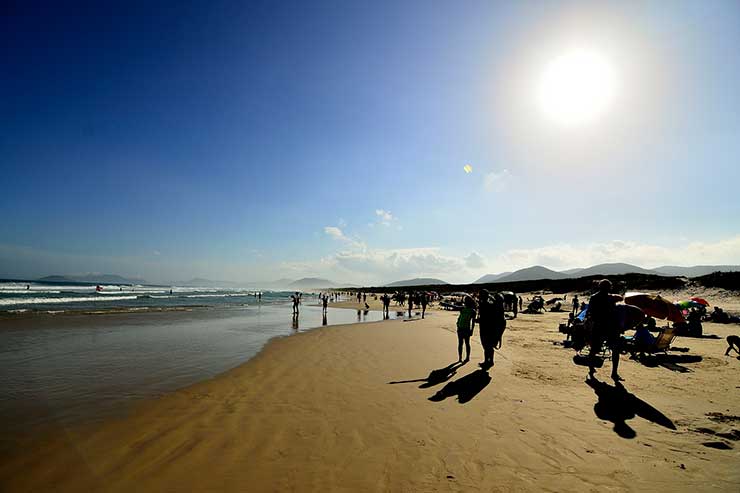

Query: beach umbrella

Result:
[616,303,646,331]
[676,300,703,309]
[690,297,710,306]
[623,292,685,324]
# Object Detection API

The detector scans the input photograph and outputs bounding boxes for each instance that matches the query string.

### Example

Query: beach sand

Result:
[2,292,740,491]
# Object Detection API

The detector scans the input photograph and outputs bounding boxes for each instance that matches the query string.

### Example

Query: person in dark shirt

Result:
[587,279,624,381]
[478,290,506,369]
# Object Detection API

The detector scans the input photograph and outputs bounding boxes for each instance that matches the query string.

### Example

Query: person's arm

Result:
[470,309,476,335]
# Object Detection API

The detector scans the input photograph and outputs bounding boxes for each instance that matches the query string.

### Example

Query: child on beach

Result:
[456,296,476,362]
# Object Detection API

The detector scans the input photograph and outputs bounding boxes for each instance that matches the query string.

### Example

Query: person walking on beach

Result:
[518,296,523,311]
[586,279,623,381]
[478,290,506,369]
[572,295,579,315]
[456,296,476,362]
[421,293,428,319]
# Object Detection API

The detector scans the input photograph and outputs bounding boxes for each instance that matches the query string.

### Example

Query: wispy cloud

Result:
[323,226,365,250]
[483,169,512,192]
[375,209,396,227]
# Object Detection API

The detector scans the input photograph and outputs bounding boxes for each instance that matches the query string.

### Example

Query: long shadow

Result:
[637,354,703,373]
[428,369,492,404]
[586,376,676,439]
[388,361,465,388]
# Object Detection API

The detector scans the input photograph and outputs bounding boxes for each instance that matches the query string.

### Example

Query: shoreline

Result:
[2,300,739,491]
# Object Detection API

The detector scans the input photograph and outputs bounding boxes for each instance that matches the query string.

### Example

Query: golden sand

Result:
[2,291,739,491]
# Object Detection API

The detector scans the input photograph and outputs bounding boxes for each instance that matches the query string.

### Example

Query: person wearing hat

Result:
[586,279,624,381]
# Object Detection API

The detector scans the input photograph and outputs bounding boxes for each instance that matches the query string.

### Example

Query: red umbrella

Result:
[624,292,685,324]
[690,297,710,306]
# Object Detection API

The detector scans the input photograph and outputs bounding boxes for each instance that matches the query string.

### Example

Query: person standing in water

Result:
[291,292,301,315]
[322,294,328,315]
[456,296,476,362]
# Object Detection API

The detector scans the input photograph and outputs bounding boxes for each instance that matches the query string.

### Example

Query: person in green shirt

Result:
[456,296,477,362]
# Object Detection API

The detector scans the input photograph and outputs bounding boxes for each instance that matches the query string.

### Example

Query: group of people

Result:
[455,290,507,369]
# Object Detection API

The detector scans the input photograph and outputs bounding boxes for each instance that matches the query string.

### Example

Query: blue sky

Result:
[2,0,740,284]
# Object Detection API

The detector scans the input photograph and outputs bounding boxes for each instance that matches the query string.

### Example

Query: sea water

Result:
[0,286,398,431]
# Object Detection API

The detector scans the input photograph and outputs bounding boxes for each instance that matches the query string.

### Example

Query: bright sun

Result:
[537,49,617,126]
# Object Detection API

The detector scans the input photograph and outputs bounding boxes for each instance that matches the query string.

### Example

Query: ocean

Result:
[0,282,399,432]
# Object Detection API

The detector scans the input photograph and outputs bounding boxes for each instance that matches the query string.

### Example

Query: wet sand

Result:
[1,291,739,491]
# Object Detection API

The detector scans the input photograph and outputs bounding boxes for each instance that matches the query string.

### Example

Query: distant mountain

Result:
[574,263,655,277]
[473,272,512,284]
[386,278,449,287]
[289,278,337,289]
[38,274,146,284]
[651,265,740,277]
[179,278,239,288]
[494,266,570,283]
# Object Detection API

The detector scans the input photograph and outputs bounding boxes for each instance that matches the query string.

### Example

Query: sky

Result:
[2,0,740,285]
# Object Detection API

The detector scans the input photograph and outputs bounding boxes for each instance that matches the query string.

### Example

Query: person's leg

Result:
[457,334,464,361]
[464,336,471,361]
[588,335,601,377]
[611,340,622,381]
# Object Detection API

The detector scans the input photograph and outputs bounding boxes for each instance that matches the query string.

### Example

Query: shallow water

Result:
[0,303,398,431]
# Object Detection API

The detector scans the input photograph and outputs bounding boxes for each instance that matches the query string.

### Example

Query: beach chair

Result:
[626,327,677,358]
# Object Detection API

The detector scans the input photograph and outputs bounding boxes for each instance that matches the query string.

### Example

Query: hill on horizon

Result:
[385,278,449,287]
[473,272,512,284]
[37,274,146,285]
[570,263,655,277]
[472,263,740,284]
[289,277,337,289]
[494,266,569,283]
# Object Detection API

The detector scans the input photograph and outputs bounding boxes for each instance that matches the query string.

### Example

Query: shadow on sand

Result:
[636,354,703,373]
[428,369,492,404]
[388,361,465,388]
[586,376,676,439]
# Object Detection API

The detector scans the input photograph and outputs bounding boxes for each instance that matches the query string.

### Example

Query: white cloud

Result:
[488,236,740,272]
[464,252,486,269]
[483,169,512,192]
[375,209,396,227]
[323,226,365,250]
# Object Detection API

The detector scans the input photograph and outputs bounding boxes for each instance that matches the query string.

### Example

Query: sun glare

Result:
[537,49,617,126]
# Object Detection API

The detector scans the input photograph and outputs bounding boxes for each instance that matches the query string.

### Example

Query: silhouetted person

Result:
[291,292,301,315]
[381,293,391,317]
[322,294,328,315]
[572,295,579,315]
[456,296,476,362]
[478,290,506,368]
[587,279,623,381]
[258,292,262,302]
[518,296,523,311]
[363,292,366,303]
[726,335,740,356]
[421,293,428,319]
